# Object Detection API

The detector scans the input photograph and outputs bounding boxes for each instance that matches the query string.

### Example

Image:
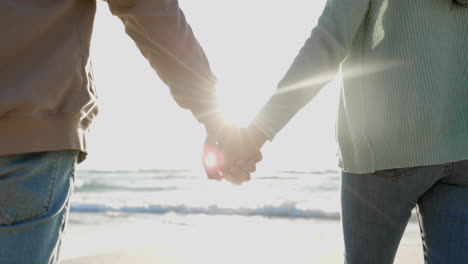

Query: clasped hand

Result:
[203,123,267,185]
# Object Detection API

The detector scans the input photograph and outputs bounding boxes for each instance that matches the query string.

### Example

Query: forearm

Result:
[252,26,344,140]
[252,0,371,140]
[105,0,219,123]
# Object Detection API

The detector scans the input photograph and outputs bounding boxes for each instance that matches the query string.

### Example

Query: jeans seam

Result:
[13,152,60,224]
[45,151,61,212]
[49,156,75,264]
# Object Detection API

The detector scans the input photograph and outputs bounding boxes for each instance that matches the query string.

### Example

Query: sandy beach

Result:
[61,213,423,264]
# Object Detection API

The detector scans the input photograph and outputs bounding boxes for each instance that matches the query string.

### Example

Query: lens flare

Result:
[204,152,218,169]
[203,146,225,170]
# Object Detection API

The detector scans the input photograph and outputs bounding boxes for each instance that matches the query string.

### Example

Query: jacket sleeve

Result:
[252,0,371,140]
[104,0,219,123]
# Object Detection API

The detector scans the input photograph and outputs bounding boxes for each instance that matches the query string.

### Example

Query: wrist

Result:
[248,124,268,149]
[203,115,224,138]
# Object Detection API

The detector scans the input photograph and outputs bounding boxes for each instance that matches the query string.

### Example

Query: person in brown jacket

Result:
[0,0,239,262]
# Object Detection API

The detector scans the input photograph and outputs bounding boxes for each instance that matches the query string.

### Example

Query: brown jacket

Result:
[0,0,218,162]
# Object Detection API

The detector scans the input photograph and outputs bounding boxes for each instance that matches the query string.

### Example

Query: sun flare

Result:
[204,152,218,169]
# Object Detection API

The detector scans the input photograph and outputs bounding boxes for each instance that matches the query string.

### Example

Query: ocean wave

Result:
[75,182,180,192]
[277,169,339,175]
[77,169,339,177]
[78,169,191,174]
[70,202,341,220]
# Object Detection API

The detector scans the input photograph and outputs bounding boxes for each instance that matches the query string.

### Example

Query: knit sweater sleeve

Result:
[105,0,219,124]
[252,0,371,140]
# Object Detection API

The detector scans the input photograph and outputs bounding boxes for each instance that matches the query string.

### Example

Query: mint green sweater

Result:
[252,0,468,173]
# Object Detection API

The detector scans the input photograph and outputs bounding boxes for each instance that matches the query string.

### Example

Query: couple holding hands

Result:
[0,0,467,263]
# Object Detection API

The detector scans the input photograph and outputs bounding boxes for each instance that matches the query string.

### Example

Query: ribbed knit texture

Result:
[253,0,468,173]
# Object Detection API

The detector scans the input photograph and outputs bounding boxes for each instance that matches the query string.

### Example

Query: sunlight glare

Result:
[203,146,225,170]
[217,80,267,127]
[204,152,218,169]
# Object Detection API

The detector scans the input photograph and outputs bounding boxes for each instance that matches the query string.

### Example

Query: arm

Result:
[222,0,372,183]
[252,0,372,140]
[104,0,220,124]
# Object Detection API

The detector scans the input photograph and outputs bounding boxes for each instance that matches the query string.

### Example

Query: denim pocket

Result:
[373,166,420,180]
[0,152,60,226]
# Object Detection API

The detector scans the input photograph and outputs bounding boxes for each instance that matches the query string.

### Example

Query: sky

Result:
[80,0,341,172]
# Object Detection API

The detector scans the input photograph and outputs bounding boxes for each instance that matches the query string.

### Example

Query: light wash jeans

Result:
[0,151,78,264]
[341,159,468,264]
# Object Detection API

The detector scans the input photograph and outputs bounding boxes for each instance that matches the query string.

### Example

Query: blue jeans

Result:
[341,159,468,264]
[0,151,78,264]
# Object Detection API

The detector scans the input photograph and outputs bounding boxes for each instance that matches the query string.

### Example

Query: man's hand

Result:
[203,137,223,181]
[217,125,267,185]
[202,118,224,181]
[202,118,268,184]
[221,151,263,185]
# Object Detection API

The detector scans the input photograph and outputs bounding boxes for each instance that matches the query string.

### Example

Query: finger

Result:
[221,170,240,184]
[219,165,232,176]
[204,164,222,181]
[224,166,252,185]
[242,169,252,182]
[202,140,225,181]
[251,152,263,163]
[235,160,256,173]
[248,160,257,169]
[247,159,259,172]
[203,155,222,181]
[221,171,233,181]
[230,166,250,184]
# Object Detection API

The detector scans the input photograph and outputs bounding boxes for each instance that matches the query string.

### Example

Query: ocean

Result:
[70,169,342,222]
[63,169,422,263]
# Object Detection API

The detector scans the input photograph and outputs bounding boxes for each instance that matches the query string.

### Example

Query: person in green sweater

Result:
[211,0,468,262]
